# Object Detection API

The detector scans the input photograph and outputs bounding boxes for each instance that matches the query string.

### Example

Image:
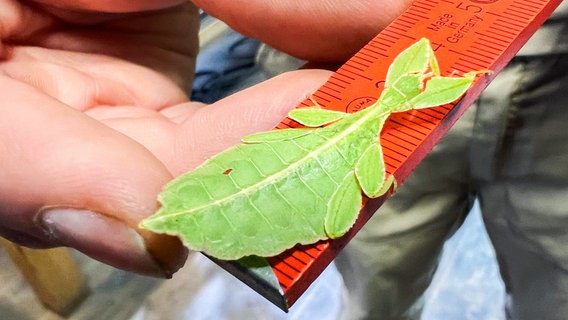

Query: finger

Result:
[193,0,413,61]
[2,2,199,94]
[1,47,189,111]
[171,69,333,175]
[0,0,55,50]
[31,0,187,12]
[0,75,187,277]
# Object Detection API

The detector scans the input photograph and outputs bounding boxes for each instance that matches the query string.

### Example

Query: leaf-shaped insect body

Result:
[140,38,482,260]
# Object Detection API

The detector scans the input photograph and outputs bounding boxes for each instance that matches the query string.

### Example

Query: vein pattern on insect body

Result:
[140,38,481,260]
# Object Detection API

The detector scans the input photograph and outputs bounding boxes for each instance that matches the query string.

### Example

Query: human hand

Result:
[0,0,198,277]
[0,0,334,278]
[0,0,408,278]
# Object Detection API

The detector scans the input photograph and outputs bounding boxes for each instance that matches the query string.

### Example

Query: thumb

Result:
[171,69,333,175]
[0,76,187,277]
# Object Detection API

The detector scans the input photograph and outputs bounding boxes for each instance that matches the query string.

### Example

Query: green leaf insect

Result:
[140,38,482,260]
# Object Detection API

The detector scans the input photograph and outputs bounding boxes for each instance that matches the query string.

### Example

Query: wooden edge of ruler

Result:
[211,0,563,311]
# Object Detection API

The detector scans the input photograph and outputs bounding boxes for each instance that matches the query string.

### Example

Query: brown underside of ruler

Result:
[212,0,563,311]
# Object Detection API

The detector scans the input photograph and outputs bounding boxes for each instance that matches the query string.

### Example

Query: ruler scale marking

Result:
[396,19,415,28]
[385,123,432,142]
[322,85,342,94]
[384,28,416,40]
[382,131,419,149]
[334,68,359,80]
[466,49,496,60]
[455,59,486,70]
[349,59,371,68]
[453,63,475,73]
[380,146,409,163]
[495,17,528,28]
[382,133,419,152]
[403,112,443,127]
[328,75,349,86]
[475,31,511,44]
[338,67,373,81]
[385,130,422,147]
[383,134,415,153]
[492,25,524,36]
[508,7,537,17]
[472,42,503,54]
[361,48,388,59]
[316,91,342,102]
[352,55,374,65]
[358,48,384,57]
[326,77,348,87]
[493,21,525,33]
[319,84,342,94]
[385,134,420,151]
[513,0,542,10]
[333,71,356,81]
[342,61,367,72]
[357,51,383,62]
[366,40,389,49]
[309,94,331,104]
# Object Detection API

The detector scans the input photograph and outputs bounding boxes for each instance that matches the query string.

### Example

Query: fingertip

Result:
[0,75,186,276]
[139,229,189,278]
[37,208,188,278]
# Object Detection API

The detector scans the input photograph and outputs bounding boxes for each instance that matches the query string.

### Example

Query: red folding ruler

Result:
[211,0,563,311]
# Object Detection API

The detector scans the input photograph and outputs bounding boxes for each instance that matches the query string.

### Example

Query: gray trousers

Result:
[335,54,568,320]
